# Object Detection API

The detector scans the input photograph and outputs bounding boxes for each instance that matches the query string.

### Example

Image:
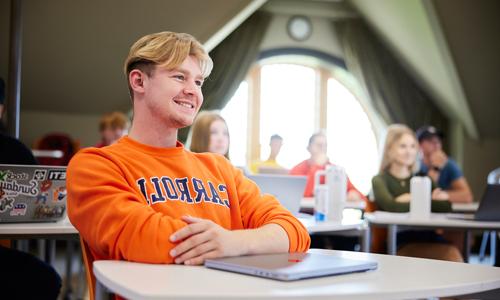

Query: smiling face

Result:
[208,119,229,156]
[390,133,418,168]
[137,55,204,129]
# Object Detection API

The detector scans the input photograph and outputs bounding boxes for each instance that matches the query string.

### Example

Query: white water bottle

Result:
[410,176,431,219]
[315,165,347,222]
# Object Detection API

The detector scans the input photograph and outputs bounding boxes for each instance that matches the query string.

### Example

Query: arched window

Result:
[222,52,383,194]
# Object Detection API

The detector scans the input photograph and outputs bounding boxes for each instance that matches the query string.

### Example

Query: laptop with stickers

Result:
[247,174,307,216]
[0,164,67,223]
[205,252,378,281]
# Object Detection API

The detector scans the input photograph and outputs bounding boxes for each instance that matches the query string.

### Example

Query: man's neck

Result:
[128,121,178,148]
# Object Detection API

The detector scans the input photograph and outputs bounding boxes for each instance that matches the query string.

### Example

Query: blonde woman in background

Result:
[189,110,230,159]
[372,124,462,261]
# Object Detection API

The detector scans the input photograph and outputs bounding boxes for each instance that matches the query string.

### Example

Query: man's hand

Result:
[432,188,449,201]
[395,193,411,203]
[169,216,245,265]
[430,150,448,169]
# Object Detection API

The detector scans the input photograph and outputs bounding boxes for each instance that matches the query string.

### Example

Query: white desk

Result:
[0,218,78,238]
[451,202,479,212]
[365,211,500,259]
[299,217,369,252]
[94,248,500,300]
[301,198,366,210]
[301,199,478,212]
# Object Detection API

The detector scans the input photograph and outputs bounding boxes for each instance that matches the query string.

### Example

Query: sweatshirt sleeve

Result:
[67,150,186,263]
[231,167,310,252]
[372,175,410,212]
[372,175,452,213]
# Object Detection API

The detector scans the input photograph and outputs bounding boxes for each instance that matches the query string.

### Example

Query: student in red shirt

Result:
[290,132,366,201]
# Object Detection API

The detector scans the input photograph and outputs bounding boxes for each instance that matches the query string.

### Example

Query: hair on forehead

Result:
[124,31,213,78]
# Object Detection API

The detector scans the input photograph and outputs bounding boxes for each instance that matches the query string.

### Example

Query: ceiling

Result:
[350,0,500,139]
[3,0,499,139]
[12,0,256,114]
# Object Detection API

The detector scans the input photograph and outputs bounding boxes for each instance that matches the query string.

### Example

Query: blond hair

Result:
[379,124,418,173]
[124,31,213,97]
[189,110,229,159]
[99,111,130,132]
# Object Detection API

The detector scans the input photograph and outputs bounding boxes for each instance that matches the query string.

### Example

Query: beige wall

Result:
[260,14,343,58]
[19,110,102,148]
[463,137,500,201]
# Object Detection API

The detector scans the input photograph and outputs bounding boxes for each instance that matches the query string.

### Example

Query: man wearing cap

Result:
[417,126,473,203]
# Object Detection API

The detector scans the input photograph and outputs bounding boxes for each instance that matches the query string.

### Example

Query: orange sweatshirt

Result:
[68,136,310,265]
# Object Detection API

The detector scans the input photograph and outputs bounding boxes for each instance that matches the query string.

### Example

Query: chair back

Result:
[80,237,96,300]
[33,133,79,166]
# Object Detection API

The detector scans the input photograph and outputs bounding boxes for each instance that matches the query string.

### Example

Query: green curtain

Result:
[178,11,272,143]
[333,19,448,134]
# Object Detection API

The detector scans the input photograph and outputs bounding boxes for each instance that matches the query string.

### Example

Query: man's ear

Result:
[129,70,146,94]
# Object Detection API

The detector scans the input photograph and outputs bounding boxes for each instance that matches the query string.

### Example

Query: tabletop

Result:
[0,217,78,238]
[94,248,500,300]
[365,211,500,230]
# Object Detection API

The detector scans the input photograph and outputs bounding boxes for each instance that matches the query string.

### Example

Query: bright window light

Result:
[260,64,316,169]
[327,78,378,194]
[221,81,248,167]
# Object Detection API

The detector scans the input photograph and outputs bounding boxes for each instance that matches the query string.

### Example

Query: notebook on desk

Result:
[447,184,500,222]
[0,164,67,223]
[247,174,307,216]
[205,252,378,281]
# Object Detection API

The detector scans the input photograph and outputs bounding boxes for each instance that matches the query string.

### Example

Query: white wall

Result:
[260,14,343,58]
[20,110,101,148]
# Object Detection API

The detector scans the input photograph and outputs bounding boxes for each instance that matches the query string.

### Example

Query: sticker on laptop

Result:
[10,203,27,216]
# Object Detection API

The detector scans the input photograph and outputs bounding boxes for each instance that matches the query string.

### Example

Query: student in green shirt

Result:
[371,124,462,262]
[372,124,451,212]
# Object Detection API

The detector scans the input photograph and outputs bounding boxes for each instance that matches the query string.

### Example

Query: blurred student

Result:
[189,110,229,159]
[289,132,365,201]
[95,111,130,147]
[372,124,462,261]
[416,126,473,203]
[250,134,286,174]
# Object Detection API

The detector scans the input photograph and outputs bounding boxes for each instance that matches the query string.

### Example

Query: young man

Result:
[289,132,365,201]
[416,126,473,203]
[67,32,310,269]
[250,134,285,173]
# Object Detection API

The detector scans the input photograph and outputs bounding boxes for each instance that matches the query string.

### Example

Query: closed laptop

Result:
[205,252,378,281]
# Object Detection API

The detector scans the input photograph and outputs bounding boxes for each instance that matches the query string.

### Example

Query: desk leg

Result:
[361,225,370,253]
[491,231,497,266]
[95,279,107,300]
[62,240,74,300]
[463,230,471,263]
[388,225,397,255]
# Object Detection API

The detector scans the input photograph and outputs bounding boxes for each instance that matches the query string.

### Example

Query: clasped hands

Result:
[169,215,244,266]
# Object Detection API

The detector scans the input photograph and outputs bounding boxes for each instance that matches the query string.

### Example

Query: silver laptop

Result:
[0,164,67,223]
[247,174,307,216]
[447,184,500,221]
[205,252,378,281]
